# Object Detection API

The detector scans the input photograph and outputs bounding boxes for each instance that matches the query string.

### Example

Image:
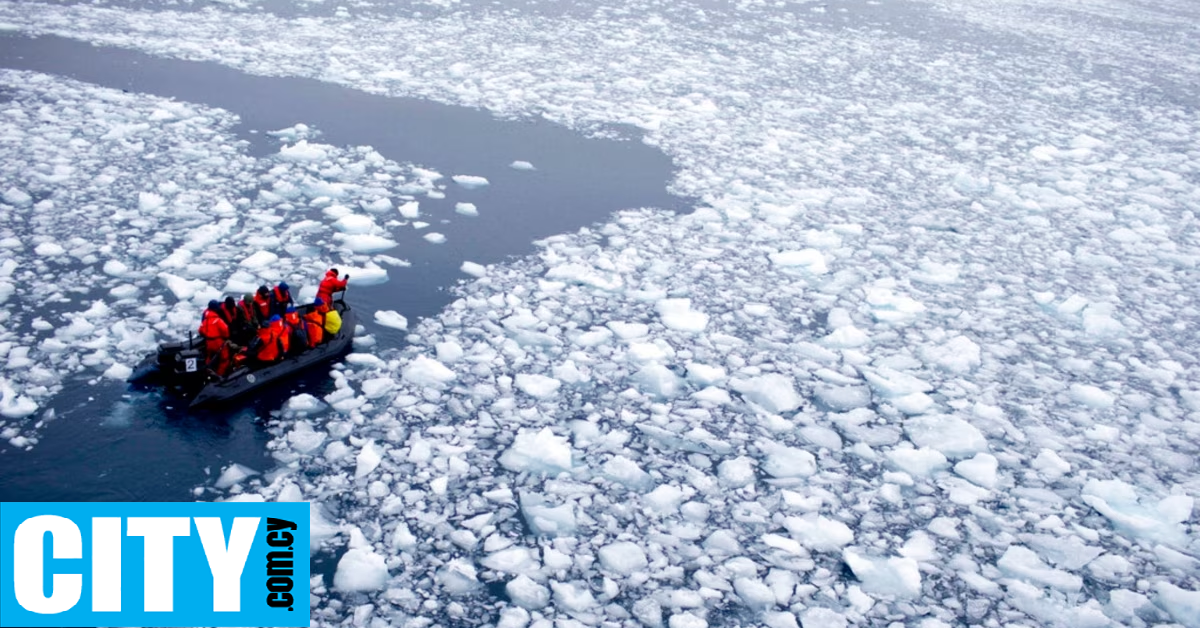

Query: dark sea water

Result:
[0,33,687,502]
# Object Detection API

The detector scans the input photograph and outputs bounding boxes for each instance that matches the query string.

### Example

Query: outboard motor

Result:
[165,345,209,393]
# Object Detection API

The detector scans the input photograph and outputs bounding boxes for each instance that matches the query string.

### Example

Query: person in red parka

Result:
[253,286,272,322]
[248,315,288,364]
[198,300,233,376]
[302,298,327,348]
[270,282,294,319]
[316,268,349,306]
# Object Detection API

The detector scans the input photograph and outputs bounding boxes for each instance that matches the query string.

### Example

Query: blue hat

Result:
[314,297,324,306]
[279,281,289,291]
[269,315,281,322]
[208,299,220,310]
[286,305,296,313]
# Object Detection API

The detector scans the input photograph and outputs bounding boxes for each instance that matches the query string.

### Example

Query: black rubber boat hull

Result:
[191,307,356,408]
[128,302,357,409]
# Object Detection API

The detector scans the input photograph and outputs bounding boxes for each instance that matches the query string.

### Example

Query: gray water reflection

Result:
[0,32,687,501]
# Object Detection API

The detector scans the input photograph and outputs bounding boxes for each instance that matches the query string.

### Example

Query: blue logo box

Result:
[0,501,310,627]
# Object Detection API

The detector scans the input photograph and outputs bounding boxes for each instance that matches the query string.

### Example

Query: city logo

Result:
[0,501,310,627]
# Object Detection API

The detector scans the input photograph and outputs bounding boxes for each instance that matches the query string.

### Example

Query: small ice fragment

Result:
[238,250,278,269]
[398,201,420,219]
[452,175,490,189]
[598,541,648,575]
[499,428,571,474]
[510,160,535,170]
[402,356,456,389]
[214,463,258,489]
[423,232,446,244]
[333,548,388,592]
[514,373,561,399]
[374,310,408,330]
[460,261,486,277]
[455,202,478,216]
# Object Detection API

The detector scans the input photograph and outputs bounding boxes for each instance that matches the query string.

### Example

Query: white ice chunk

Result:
[770,249,827,274]
[482,547,540,576]
[904,414,987,459]
[920,336,981,373]
[374,310,408,330]
[510,160,535,170]
[460,261,487,277]
[520,493,576,536]
[238,250,278,269]
[842,548,921,598]
[506,575,550,609]
[287,421,326,454]
[598,541,648,575]
[656,298,709,333]
[1069,384,1115,409]
[423,232,446,244]
[730,373,801,413]
[337,233,398,253]
[102,363,133,380]
[515,373,561,399]
[718,456,756,487]
[398,200,420,219]
[500,428,572,474]
[280,140,328,161]
[1154,582,1200,628]
[333,548,388,592]
[997,546,1082,592]
[214,463,258,489]
[783,515,854,552]
[887,447,948,477]
[455,202,478,216]
[760,442,816,478]
[401,355,456,389]
[800,608,846,628]
[452,175,490,189]
[632,364,684,398]
[333,214,376,234]
[1081,479,1192,545]
[953,453,999,488]
[436,559,481,596]
[35,242,65,256]
[602,455,654,491]
[355,440,382,478]
[1031,449,1071,481]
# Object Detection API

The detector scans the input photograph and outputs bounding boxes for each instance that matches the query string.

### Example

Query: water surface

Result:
[0,32,687,502]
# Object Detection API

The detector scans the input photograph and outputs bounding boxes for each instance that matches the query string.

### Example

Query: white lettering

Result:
[91,517,122,612]
[126,517,190,612]
[13,515,82,614]
[194,517,260,612]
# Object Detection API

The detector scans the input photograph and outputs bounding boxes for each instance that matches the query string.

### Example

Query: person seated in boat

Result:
[247,315,289,365]
[253,286,272,321]
[199,299,234,377]
[302,298,327,348]
[235,294,258,341]
[270,282,294,318]
[219,296,238,325]
[283,305,307,355]
[319,297,343,336]
[317,268,349,306]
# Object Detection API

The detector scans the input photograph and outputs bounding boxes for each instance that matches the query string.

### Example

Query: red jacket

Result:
[254,325,281,362]
[269,318,290,355]
[302,309,326,347]
[253,293,271,320]
[317,271,348,306]
[199,309,230,353]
